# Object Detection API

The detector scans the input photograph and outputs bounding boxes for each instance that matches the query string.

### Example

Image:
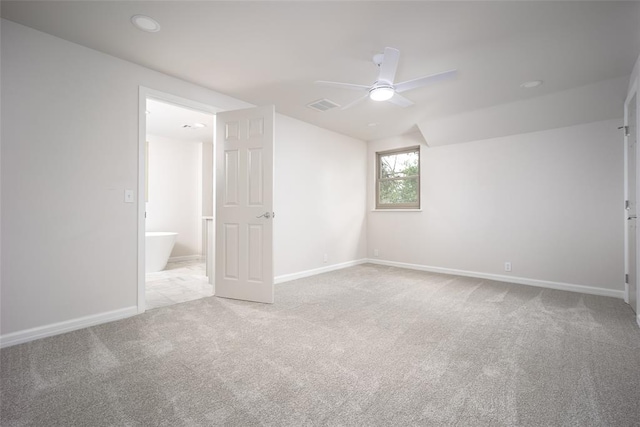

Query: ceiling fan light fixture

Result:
[369,87,395,102]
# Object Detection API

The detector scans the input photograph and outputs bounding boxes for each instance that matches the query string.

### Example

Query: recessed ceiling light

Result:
[131,15,161,33]
[520,80,543,89]
[182,123,208,130]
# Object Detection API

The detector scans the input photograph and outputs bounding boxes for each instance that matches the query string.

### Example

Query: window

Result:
[376,146,420,209]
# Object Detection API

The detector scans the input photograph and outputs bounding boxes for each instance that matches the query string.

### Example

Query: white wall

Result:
[0,19,249,337]
[0,20,368,340]
[146,135,202,258]
[368,119,624,294]
[274,114,367,278]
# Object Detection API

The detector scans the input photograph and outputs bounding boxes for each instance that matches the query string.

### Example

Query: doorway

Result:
[626,91,638,316]
[138,88,219,313]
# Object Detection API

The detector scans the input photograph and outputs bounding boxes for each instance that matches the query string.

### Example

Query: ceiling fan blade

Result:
[394,69,458,93]
[377,47,400,84]
[341,94,370,110]
[387,93,414,108]
[315,81,370,91]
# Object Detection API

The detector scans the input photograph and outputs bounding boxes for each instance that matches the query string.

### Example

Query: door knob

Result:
[256,212,272,219]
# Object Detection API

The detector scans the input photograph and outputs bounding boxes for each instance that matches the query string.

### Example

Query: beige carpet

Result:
[2,264,639,426]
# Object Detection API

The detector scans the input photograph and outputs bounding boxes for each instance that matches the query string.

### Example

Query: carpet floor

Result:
[1,264,640,426]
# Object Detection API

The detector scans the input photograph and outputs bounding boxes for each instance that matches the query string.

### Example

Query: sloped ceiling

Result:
[2,1,638,142]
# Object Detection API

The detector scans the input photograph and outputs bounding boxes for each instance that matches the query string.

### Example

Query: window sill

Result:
[371,209,422,212]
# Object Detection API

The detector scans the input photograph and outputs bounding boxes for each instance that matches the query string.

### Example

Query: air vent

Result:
[307,98,340,112]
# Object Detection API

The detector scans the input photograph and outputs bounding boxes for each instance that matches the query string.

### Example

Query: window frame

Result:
[375,145,421,210]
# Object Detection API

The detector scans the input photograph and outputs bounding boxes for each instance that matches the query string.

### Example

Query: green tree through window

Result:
[376,146,420,209]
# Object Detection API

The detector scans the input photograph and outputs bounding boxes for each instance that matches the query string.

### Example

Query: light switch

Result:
[124,190,135,203]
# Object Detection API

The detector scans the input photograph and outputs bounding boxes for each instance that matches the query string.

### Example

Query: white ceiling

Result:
[146,99,214,144]
[2,1,638,142]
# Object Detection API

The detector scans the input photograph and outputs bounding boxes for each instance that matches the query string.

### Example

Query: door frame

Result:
[137,87,220,313]
[624,80,638,315]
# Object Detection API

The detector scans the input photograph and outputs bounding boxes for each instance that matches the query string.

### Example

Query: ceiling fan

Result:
[315,47,457,110]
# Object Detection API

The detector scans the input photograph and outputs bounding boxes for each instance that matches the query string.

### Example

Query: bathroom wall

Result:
[145,135,203,259]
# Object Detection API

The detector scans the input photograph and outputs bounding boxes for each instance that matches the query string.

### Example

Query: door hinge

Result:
[626,200,630,210]
[625,273,629,284]
[618,125,630,137]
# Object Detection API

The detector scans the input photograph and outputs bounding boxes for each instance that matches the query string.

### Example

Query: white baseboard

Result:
[168,255,203,263]
[367,259,625,299]
[275,259,368,284]
[0,306,138,349]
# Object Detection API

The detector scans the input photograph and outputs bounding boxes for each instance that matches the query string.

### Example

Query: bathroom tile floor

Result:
[145,260,213,310]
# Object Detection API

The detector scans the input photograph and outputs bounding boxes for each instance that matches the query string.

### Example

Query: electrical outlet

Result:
[124,189,135,203]
[323,253,328,263]
[374,249,379,257]
[504,262,512,272]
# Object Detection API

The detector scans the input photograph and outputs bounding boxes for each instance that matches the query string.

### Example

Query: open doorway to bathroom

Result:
[144,98,215,310]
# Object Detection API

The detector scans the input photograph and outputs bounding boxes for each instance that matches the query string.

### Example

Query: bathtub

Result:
[145,232,178,273]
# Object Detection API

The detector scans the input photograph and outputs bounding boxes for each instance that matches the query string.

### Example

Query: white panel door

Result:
[626,94,637,314]
[215,106,274,303]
